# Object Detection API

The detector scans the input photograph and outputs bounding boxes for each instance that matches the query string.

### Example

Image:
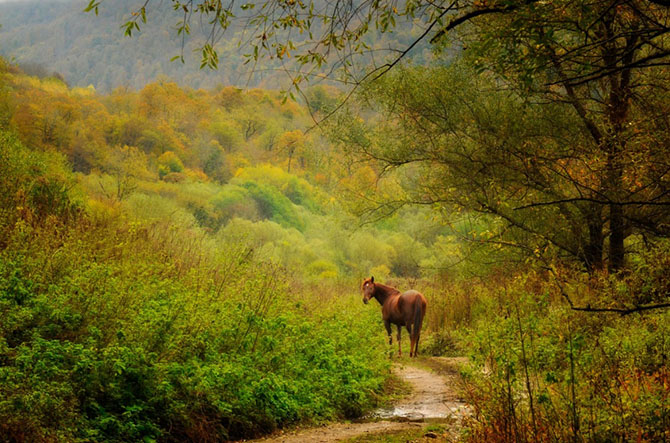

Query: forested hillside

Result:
[0,0,434,92]
[0,61,456,278]
[0,0,268,90]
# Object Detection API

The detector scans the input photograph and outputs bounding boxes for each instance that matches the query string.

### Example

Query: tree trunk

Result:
[609,202,625,271]
[583,207,604,271]
[606,99,628,272]
[605,146,625,271]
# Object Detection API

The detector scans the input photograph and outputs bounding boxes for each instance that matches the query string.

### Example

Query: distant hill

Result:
[0,0,293,91]
[0,0,435,92]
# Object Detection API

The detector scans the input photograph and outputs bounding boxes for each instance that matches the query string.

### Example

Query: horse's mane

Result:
[374,282,401,296]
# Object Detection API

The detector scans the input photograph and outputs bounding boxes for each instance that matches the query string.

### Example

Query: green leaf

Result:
[83,0,101,15]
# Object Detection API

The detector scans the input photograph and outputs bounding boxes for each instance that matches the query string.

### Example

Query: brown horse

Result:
[361,276,427,357]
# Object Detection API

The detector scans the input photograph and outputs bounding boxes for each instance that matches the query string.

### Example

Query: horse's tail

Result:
[412,297,425,355]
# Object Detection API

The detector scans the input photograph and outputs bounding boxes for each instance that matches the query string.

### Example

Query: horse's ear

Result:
[370,276,374,283]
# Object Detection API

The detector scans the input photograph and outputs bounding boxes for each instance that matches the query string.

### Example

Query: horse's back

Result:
[400,290,427,306]
[399,290,427,319]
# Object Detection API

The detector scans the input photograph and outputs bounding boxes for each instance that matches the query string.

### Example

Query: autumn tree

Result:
[100,145,151,200]
[443,0,670,272]
[277,130,307,173]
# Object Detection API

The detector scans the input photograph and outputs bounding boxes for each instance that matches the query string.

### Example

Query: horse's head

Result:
[361,276,375,304]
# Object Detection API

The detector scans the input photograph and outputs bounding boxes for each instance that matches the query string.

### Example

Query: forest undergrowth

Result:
[418,270,670,442]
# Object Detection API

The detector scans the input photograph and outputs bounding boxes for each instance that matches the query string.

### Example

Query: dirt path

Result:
[251,357,469,442]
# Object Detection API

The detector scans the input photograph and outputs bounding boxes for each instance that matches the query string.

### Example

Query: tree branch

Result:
[546,262,670,315]
[570,302,670,315]
[430,4,518,44]
[370,1,457,83]
[514,197,670,210]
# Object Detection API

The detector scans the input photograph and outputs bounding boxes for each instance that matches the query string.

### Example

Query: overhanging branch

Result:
[430,4,519,44]
[545,260,670,315]
[571,302,670,315]
[514,197,670,210]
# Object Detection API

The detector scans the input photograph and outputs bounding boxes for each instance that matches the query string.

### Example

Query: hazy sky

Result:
[0,0,65,2]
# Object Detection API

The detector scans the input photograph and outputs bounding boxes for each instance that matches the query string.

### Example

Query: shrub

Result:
[157,151,184,179]
[212,185,260,223]
[236,179,305,231]
[307,259,339,280]
[235,165,322,211]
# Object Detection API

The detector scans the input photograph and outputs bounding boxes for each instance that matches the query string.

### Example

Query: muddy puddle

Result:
[370,364,470,422]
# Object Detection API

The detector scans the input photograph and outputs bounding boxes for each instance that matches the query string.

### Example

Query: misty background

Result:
[0,0,288,91]
[0,0,434,92]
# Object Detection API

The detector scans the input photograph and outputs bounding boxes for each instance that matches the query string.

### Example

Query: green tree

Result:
[339,58,670,273]
[157,150,184,179]
[100,145,151,200]
[444,0,670,272]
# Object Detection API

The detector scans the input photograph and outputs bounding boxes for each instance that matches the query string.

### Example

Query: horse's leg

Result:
[397,325,402,357]
[384,320,392,346]
[406,325,414,357]
[415,331,420,357]
[411,306,424,358]
[410,326,419,357]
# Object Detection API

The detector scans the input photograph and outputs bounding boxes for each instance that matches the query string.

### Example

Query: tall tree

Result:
[445,0,670,271]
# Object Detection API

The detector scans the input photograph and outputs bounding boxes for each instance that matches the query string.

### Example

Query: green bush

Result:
[235,165,323,212]
[212,184,260,224]
[157,151,184,179]
[0,216,389,442]
[237,179,305,231]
